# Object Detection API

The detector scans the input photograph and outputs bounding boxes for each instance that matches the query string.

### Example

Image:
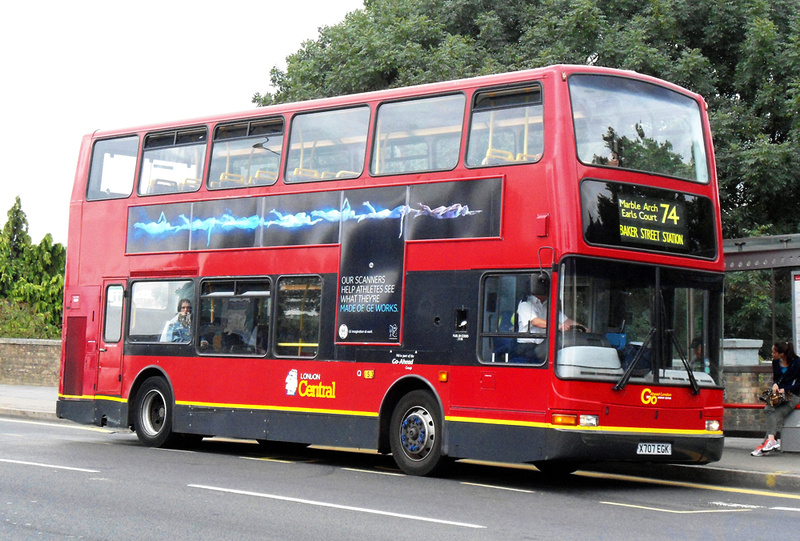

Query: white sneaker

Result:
[763,440,780,452]
[751,441,769,456]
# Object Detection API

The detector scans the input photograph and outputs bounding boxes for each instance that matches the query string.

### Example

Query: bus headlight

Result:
[705,419,721,431]
[580,415,599,427]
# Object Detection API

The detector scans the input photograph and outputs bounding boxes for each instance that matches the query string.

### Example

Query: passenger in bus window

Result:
[691,337,710,373]
[160,298,193,343]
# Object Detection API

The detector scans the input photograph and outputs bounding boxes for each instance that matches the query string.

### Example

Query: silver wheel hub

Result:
[399,406,435,461]
[141,389,166,437]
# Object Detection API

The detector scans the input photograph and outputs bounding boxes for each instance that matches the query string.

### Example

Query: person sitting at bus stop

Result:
[160,298,193,343]
[751,341,800,456]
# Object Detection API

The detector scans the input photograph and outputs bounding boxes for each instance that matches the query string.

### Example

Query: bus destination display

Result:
[618,196,687,250]
[580,179,717,259]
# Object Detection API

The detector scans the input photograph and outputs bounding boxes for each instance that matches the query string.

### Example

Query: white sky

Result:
[0,0,364,245]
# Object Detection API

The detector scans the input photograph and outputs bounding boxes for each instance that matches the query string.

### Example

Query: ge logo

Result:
[641,388,659,405]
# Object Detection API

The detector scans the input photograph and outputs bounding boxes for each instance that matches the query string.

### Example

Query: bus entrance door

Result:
[95,280,125,396]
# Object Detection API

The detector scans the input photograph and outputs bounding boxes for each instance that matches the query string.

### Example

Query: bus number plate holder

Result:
[636,443,672,455]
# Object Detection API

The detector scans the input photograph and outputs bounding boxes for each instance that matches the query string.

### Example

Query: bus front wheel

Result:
[133,377,176,447]
[389,390,445,476]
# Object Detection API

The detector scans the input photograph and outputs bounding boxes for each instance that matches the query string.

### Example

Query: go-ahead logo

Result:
[641,388,672,405]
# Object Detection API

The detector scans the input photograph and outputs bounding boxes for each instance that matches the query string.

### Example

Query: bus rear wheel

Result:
[389,390,445,476]
[133,377,176,447]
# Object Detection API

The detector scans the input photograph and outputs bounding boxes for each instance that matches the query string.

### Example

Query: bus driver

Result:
[516,273,578,361]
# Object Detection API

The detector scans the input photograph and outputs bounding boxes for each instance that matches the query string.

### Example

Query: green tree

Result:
[255,0,800,345]
[0,197,65,338]
[253,0,800,238]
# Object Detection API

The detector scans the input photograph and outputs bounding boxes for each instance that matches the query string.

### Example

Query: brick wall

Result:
[0,338,60,386]
[723,364,773,437]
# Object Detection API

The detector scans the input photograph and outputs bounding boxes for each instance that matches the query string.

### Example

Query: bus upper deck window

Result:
[87,135,139,200]
[209,118,284,189]
[371,94,465,176]
[466,85,543,168]
[139,128,208,196]
[285,107,369,183]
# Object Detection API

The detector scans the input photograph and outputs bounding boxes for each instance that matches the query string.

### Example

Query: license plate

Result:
[637,443,672,455]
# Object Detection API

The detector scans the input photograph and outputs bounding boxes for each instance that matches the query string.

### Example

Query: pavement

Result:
[2,383,800,492]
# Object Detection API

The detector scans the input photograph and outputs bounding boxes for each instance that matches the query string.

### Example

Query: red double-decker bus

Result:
[57,65,724,475]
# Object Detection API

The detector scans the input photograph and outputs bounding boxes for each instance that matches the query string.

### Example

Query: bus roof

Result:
[88,64,703,139]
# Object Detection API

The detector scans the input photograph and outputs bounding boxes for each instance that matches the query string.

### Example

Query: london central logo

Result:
[285,369,337,398]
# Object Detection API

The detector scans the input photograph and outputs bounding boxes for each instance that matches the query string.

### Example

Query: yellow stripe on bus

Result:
[59,394,127,403]
[59,395,721,436]
[175,399,377,418]
[446,415,722,436]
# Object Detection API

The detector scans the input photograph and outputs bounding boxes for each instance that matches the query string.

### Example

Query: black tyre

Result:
[389,390,445,476]
[133,377,176,447]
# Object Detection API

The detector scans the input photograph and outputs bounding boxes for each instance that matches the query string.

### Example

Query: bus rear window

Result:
[372,94,465,175]
[286,107,369,182]
[139,128,207,195]
[467,86,543,167]
[87,136,139,201]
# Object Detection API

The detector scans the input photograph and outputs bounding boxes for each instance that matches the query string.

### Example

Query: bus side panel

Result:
[56,398,126,428]
[400,269,481,366]
[173,407,266,440]
[62,316,87,396]
[60,286,101,400]
[172,406,377,449]
[447,421,547,463]
[264,411,375,449]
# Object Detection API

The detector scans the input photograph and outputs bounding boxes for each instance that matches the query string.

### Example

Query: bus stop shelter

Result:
[724,233,800,350]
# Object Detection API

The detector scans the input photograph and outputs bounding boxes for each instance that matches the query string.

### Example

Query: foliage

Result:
[0,299,61,339]
[254,0,800,239]
[254,0,800,345]
[594,125,694,180]
[0,197,65,338]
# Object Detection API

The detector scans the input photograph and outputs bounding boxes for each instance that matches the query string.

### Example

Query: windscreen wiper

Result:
[613,326,656,391]
[666,329,700,395]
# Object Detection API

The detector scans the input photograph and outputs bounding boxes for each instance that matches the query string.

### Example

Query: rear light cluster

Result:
[551,413,599,427]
